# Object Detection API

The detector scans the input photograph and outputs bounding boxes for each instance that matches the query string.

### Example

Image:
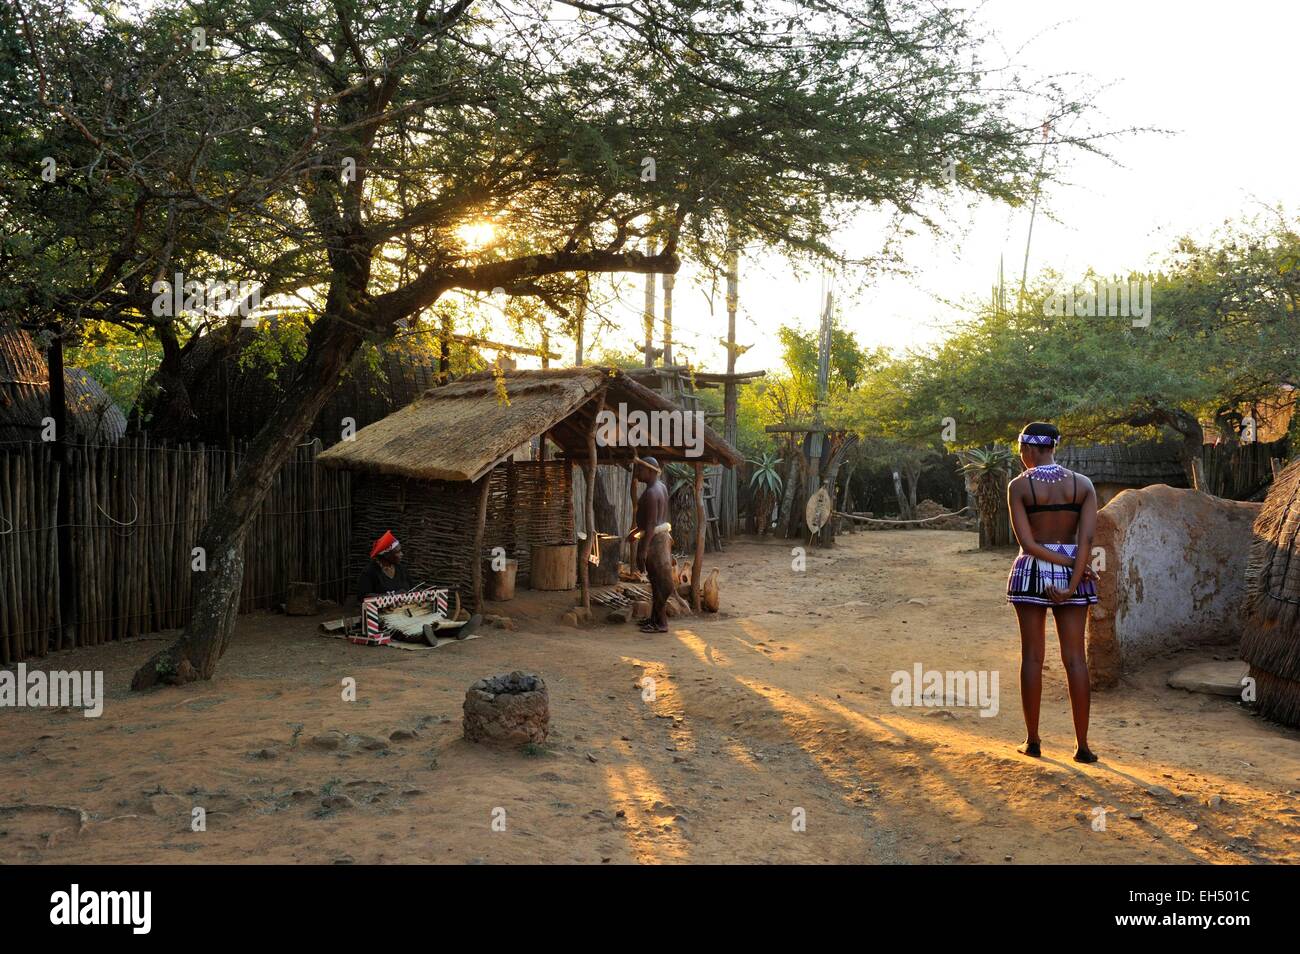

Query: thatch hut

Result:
[0,323,126,445]
[1056,440,1188,507]
[318,367,742,612]
[1241,458,1300,727]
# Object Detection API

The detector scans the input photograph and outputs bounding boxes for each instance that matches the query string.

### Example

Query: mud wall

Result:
[1087,485,1260,688]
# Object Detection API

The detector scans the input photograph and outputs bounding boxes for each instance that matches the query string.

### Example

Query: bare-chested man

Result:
[627,456,673,633]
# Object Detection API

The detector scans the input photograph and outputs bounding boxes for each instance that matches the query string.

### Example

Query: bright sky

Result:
[492,0,1300,375]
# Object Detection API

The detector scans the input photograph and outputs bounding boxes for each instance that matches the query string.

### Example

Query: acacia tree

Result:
[6,0,1098,686]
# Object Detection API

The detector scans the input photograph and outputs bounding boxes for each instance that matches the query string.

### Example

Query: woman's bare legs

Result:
[1052,605,1097,762]
[1014,603,1047,756]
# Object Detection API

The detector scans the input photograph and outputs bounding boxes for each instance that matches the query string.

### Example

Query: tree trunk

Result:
[891,467,911,519]
[974,472,1010,550]
[131,313,367,689]
[776,445,802,539]
[817,434,857,547]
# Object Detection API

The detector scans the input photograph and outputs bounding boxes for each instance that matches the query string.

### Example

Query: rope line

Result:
[835,506,973,526]
[0,503,352,534]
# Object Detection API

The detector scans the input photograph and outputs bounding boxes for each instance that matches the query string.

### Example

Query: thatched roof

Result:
[1241,458,1300,726]
[318,366,743,482]
[1056,440,1188,486]
[0,324,126,444]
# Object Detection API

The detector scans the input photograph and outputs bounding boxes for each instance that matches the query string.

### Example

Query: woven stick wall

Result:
[349,460,574,602]
[486,460,575,585]
[1241,458,1300,726]
[0,437,352,663]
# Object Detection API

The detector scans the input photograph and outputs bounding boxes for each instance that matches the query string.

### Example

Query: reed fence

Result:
[0,437,351,663]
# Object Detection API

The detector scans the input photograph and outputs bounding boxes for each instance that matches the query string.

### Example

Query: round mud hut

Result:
[1241,458,1300,727]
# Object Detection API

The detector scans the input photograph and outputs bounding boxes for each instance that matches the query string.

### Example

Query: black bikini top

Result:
[1025,471,1083,514]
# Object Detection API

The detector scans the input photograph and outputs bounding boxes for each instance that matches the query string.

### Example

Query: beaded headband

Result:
[1018,433,1057,446]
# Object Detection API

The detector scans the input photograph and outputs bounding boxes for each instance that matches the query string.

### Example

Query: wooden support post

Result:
[47,328,78,646]
[691,462,704,612]
[472,471,491,612]
[643,239,657,367]
[580,392,606,612]
[628,471,638,563]
[575,292,586,367]
[662,272,674,366]
[723,243,739,538]
[439,312,452,381]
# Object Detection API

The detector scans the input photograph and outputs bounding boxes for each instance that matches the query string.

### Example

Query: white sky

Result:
[488,0,1300,374]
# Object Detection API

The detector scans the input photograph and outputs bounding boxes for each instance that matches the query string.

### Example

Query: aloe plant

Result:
[958,445,1016,542]
[748,451,784,532]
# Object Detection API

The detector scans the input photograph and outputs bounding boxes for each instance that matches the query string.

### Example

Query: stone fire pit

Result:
[463,671,550,746]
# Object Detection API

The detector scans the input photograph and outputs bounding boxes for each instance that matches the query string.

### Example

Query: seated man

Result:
[356,530,410,601]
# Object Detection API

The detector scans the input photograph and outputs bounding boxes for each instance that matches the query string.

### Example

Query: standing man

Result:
[627,456,673,633]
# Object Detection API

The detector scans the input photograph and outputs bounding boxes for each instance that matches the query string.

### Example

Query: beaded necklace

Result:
[1026,462,1069,484]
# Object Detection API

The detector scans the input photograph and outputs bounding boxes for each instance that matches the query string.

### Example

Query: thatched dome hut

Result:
[0,323,126,445]
[1241,458,1300,727]
[1056,439,1189,507]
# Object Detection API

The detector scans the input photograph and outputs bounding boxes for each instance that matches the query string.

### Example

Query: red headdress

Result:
[370,530,400,560]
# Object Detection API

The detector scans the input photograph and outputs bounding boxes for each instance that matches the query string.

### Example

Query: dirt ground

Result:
[3,529,1299,864]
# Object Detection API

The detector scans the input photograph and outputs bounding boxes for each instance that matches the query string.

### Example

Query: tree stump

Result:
[591,533,621,585]
[486,558,518,601]
[531,543,577,590]
[286,581,318,615]
[463,671,550,746]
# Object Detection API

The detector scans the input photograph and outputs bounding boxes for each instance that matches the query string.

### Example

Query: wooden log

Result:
[486,559,518,601]
[531,543,578,590]
[691,462,704,612]
[592,533,622,585]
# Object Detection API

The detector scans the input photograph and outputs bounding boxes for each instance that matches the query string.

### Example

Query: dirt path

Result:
[2,530,1298,864]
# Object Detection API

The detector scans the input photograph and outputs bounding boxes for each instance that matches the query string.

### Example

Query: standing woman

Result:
[1006,422,1100,763]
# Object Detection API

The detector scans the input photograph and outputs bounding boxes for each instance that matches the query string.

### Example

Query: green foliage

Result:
[664,462,694,501]
[957,445,1015,479]
[65,321,161,412]
[3,0,1102,416]
[747,451,784,497]
[844,217,1300,449]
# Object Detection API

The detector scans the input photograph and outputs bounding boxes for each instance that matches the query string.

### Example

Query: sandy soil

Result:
[2,529,1298,864]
